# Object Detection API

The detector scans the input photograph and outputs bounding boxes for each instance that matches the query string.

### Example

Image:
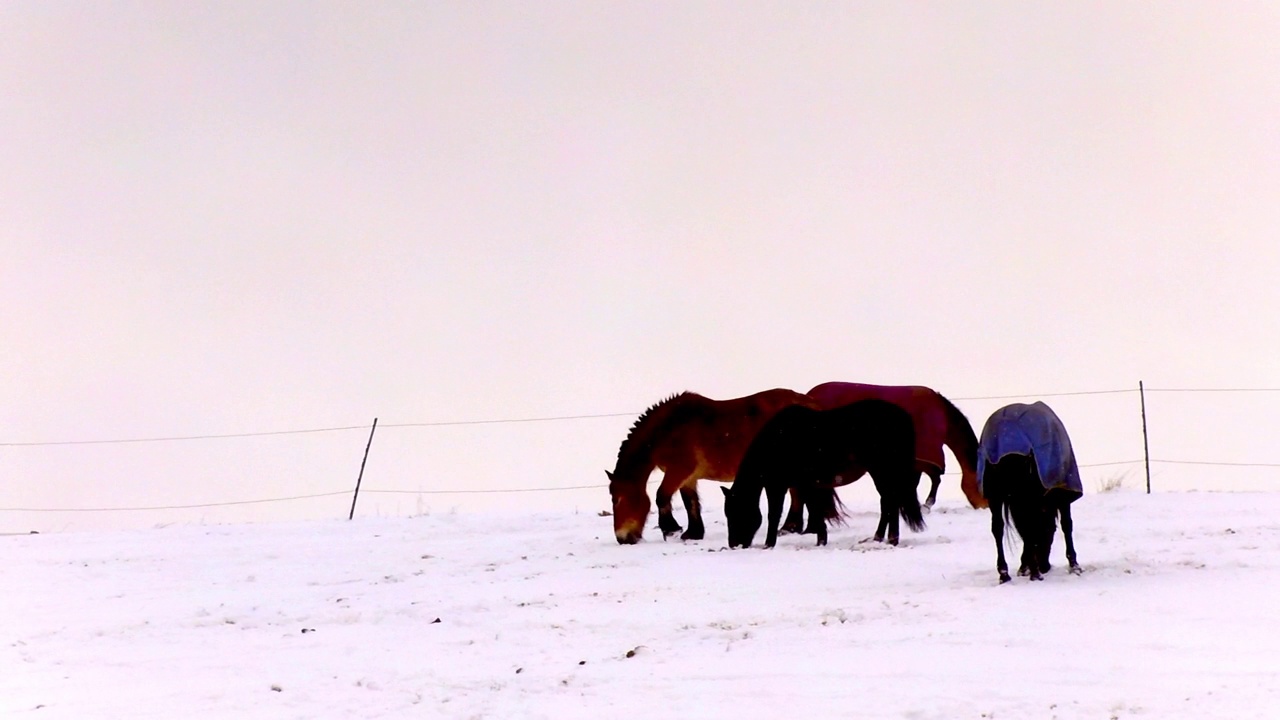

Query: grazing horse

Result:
[606,389,820,544]
[977,402,1083,583]
[722,399,923,548]
[806,382,987,512]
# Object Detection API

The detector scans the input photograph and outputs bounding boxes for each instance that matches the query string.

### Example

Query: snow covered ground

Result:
[6,489,1280,719]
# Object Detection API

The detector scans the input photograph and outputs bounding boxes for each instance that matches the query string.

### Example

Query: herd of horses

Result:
[605,382,1084,584]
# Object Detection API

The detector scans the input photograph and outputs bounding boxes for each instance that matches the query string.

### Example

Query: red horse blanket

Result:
[806,382,950,474]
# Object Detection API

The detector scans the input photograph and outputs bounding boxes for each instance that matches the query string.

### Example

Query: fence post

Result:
[1139,382,1151,494]
[348,418,379,520]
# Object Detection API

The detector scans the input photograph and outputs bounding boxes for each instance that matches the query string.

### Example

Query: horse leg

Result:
[764,485,787,548]
[1019,508,1046,581]
[654,470,691,539]
[872,491,890,543]
[874,472,902,545]
[990,500,1011,583]
[875,490,901,545]
[1010,501,1035,576]
[796,487,827,546]
[922,469,941,511]
[1024,524,1045,581]
[1040,504,1057,574]
[1060,502,1082,575]
[781,487,805,535]
[866,472,887,542]
[679,485,704,541]
[801,484,832,535]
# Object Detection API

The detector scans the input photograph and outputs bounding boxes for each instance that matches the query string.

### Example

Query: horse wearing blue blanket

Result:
[978,402,1083,583]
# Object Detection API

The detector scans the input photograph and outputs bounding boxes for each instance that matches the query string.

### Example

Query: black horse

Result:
[722,399,924,548]
[978,402,1084,583]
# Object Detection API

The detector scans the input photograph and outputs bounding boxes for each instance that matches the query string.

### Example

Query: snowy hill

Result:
[6,490,1279,719]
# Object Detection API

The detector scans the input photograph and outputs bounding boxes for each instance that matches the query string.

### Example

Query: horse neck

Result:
[944,422,980,473]
[612,394,688,484]
[612,444,657,487]
[940,400,980,474]
[729,458,768,501]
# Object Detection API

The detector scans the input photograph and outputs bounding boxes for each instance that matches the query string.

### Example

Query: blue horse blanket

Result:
[977,402,1083,496]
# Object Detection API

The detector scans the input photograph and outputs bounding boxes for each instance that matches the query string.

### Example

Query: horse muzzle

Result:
[614,521,643,545]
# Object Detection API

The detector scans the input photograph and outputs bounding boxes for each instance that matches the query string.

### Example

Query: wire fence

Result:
[2,384,1279,515]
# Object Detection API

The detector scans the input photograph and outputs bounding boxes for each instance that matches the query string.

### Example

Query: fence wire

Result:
[2,385,1278,514]
[7,386,1278,448]
[0,491,352,513]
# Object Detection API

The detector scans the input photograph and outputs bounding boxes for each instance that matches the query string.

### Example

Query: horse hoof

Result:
[999,573,1012,584]
[887,537,899,546]
[1029,572,1044,581]
[679,529,704,541]
[1069,565,1083,576]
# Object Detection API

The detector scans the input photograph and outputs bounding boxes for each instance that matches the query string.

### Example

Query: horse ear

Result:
[721,486,731,497]
[605,470,614,481]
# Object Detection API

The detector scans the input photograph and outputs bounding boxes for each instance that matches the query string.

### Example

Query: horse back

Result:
[807,382,948,469]
[747,399,914,483]
[977,402,1083,497]
[649,388,816,480]
[827,399,916,468]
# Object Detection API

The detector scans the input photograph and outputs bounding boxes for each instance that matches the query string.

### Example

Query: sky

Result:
[3,2,1279,531]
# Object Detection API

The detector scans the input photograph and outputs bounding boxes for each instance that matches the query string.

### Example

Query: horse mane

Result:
[613,392,701,477]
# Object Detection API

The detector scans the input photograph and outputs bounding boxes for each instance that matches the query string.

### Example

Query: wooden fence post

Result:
[348,418,379,520]
[1139,382,1151,494]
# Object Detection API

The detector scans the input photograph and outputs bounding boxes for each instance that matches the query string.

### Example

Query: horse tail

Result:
[890,404,926,533]
[1002,502,1017,537]
[1001,502,1022,553]
[937,392,987,509]
[984,456,1026,552]
[809,487,848,527]
[825,488,848,526]
[898,471,926,532]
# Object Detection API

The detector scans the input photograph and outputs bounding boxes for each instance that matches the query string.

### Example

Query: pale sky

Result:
[3,3,1278,531]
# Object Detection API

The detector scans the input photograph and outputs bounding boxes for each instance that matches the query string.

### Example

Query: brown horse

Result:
[606,389,817,544]
[795,382,987,529]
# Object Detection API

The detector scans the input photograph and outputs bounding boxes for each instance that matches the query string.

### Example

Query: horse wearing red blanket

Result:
[789,382,986,532]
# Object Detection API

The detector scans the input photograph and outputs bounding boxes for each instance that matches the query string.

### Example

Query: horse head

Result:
[607,470,650,544]
[721,486,761,548]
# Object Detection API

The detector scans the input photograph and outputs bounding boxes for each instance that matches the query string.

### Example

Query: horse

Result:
[806,382,987,512]
[722,399,924,548]
[977,401,1084,583]
[606,389,823,544]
